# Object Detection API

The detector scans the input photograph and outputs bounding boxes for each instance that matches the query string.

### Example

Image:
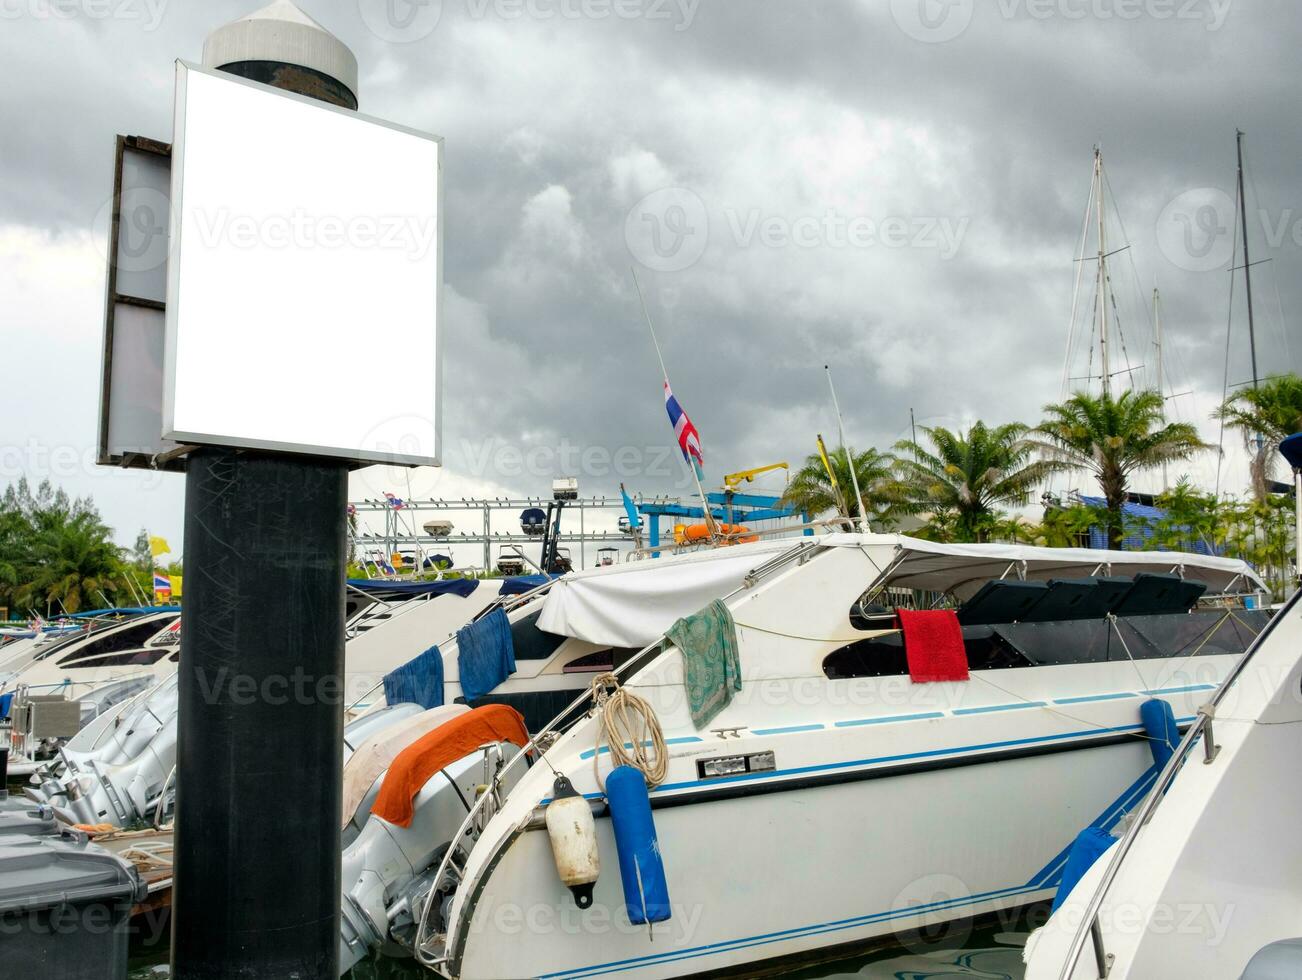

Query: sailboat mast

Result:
[1095,147,1111,397]
[1236,129,1260,390]
[1154,285,1168,491]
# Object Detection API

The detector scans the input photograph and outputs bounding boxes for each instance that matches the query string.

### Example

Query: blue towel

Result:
[457,608,516,702]
[382,644,445,709]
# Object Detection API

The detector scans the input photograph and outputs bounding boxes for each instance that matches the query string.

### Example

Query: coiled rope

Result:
[589,672,668,790]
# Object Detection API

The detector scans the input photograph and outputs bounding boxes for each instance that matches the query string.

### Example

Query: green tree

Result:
[780,447,903,530]
[20,511,126,613]
[1035,390,1209,550]
[893,421,1059,543]
[1213,373,1302,502]
[0,479,133,614]
[1031,501,1108,549]
[1141,479,1222,554]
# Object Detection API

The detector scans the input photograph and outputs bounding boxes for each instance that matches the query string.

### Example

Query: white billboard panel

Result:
[164,62,442,466]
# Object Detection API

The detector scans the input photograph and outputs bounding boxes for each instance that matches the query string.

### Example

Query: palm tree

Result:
[20,511,127,614]
[1035,390,1209,550]
[1213,373,1302,502]
[893,421,1059,543]
[780,447,902,530]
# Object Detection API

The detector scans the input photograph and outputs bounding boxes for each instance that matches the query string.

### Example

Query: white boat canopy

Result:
[820,533,1268,601]
[536,533,1268,647]
[535,538,804,648]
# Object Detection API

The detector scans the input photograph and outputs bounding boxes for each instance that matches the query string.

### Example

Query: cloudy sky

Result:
[1,0,1298,562]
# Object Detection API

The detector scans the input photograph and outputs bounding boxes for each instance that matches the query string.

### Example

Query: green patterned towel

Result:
[666,599,742,729]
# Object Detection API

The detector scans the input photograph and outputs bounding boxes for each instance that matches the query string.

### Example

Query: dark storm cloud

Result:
[2,0,1299,538]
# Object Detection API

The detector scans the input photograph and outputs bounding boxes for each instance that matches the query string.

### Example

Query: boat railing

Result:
[343,577,564,719]
[1055,589,1301,980]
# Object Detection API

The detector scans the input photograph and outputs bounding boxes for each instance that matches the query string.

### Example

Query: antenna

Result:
[1154,284,1168,491]
[1095,146,1111,397]
[825,365,869,531]
[1236,129,1260,391]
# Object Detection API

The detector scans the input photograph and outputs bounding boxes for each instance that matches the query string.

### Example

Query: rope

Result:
[589,672,668,790]
[1108,613,1150,693]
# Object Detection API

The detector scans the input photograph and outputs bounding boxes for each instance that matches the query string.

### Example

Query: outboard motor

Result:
[338,742,524,974]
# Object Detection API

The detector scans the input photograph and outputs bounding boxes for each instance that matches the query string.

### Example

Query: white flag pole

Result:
[631,268,719,540]
[826,365,869,531]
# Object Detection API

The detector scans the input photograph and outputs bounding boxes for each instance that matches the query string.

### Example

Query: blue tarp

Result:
[457,608,516,702]
[0,692,12,720]
[382,644,445,709]
[499,574,556,597]
[347,578,480,598]
[1077,495,1220,555]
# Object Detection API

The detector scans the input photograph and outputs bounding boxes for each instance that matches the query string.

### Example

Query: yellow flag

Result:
[816,434,849,518]
[170,574,183,599]
[816,434,840,492]
[149,536,170,558]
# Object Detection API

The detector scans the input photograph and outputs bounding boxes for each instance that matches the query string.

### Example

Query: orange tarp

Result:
[370,703,529,828]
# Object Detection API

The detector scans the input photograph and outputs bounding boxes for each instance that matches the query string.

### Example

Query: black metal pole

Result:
[172,450,346,977]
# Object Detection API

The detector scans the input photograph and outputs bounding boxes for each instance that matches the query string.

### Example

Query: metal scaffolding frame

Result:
[348,493,680,573]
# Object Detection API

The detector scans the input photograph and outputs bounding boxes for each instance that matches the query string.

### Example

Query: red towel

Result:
[372,703,529,828]
[897,609,969,683]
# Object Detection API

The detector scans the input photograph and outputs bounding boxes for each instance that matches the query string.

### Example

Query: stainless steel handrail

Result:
[1055,590,1301,980]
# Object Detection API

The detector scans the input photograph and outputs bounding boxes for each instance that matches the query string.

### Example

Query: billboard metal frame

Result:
[96,134,186,472]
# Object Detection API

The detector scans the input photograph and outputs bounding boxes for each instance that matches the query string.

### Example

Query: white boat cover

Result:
[535,539,806,648]
[536,533,1267,646]
[820,533,1268,600]
[340,703,469,828]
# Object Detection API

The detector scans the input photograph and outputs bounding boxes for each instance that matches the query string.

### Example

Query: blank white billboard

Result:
[164,62,441,465]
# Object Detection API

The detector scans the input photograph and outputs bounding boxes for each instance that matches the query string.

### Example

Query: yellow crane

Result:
[722,462,789,489]
[720,463,790,524]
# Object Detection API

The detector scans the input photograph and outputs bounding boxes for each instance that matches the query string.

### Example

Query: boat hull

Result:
[452,723,1169,979]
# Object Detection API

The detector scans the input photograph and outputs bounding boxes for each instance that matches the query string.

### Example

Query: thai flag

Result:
[153,572,171,597]
[383,492,405,510]
[664,381,704,474]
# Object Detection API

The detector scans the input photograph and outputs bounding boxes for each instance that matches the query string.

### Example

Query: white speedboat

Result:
[1022,588,1302,980]
[2,609,181,699]
[405,533,1265,980]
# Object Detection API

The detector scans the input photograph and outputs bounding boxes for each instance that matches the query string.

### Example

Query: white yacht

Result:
[1022,588,1302,980]
[398,533,1265,979]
